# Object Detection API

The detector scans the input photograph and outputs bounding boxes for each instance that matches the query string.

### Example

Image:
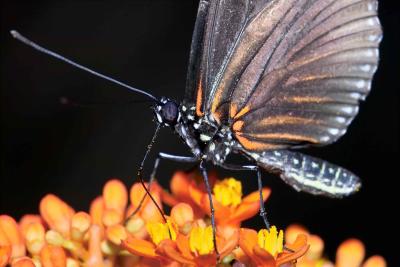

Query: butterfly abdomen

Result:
[250,150,361,198]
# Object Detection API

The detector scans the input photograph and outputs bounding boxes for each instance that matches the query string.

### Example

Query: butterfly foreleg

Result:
[127,152,198,221]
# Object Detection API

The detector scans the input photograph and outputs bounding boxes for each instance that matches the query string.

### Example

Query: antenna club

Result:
[10,30,19,38]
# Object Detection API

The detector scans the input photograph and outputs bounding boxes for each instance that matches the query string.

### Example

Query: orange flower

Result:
[164,171,219,218]
[336,239,386,267]
[1,174,388,267]
[40,244,67,267]
[188,177,271,227]
[238,227,309,267]
[124,182,166,240]
[0,245,11,267]
[122,218,238,267]
[0,215,26,260]
[10,257,36,267]
[286,224,387,267]
[39,194,75,238]
[102,179,128,226]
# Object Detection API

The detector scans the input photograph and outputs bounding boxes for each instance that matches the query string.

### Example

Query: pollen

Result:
[146,219,177,245]
[213,178,242,207]
[257,226,284,258]
[189,226,214,255]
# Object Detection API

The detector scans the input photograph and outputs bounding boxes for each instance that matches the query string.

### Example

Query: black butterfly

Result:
[12,0,382,253]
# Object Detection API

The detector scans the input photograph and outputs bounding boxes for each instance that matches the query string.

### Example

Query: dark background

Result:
[1,0,398,265]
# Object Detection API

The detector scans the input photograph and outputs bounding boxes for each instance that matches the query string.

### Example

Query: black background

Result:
[1,0,398,265]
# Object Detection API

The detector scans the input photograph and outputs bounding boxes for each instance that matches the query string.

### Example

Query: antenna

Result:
[10,30,159,103]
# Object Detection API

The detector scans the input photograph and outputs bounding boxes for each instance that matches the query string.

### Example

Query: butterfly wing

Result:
[184,0,263,117]
[185,0,382,151]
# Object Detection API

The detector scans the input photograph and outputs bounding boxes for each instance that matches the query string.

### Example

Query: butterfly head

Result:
[154,97,181,127]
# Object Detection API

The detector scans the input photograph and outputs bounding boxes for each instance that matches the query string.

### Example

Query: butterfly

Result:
[11,0,382,253]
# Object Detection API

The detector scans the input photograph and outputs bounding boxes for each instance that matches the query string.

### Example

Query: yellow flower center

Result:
[213,178,242,207]
[146,219,177,245]
[257,226,284,257]
[189,226,214,255]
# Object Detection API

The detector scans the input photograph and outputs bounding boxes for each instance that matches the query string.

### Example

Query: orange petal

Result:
[24,222,45,255]
[40,245,67,267]
[11,257,36,267]
[277,234,309,265]
[157,240,194,265]
[175,234,194,260]
[285,224,309,245]
[0,245,11,266]
[103,179,128,214]
[362,255,387,267]
[125,216,147,239]
[307,234,324,260]
[238,228,258,261]
[129,183,149,209]
[160,189,179,207]
[253,245,276,267]
[71,211,91,241]
[241,187,271,203]
[19,215,44,237]
[170,203,194,227]
[86,224,104,267]
[122,237,158,258]
[336,239,365,267]
[0,215,25,259]
[140,194,164,224]
[102,209,123,227]
[106,224,127,245]
[170,171,192,201]
[218,228,239,259]
[39,194,74,238]
[227,188,270,224]
[66,258,80,267]
[198,192,231,223]
[90,196,105,227]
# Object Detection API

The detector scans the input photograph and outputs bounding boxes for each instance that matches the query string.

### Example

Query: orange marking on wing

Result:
[232,120,244,132]
[234,105,250,119]
[259,115,320,127]
[285,74,330,87]
[243,132,318,144]
[212,109,222,124]
[230,103,238,119]
[196,78,204,117]
[235,134,284,151]
[211,87,223,114]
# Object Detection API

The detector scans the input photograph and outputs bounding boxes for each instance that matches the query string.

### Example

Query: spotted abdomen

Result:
[251,150,361,198]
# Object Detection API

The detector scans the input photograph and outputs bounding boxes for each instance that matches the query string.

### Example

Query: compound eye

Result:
[161,101,179,125]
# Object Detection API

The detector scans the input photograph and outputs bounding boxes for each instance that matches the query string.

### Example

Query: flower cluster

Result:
[0,171,385,267]
[284,224,387,267]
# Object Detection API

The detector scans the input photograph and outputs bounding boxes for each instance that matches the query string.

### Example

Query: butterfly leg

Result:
[127,152,198,221]
[219,163,270,230]
[199,161,220,259]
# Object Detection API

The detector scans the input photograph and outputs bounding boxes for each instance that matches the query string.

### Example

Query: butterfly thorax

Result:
[176,103,236,165]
